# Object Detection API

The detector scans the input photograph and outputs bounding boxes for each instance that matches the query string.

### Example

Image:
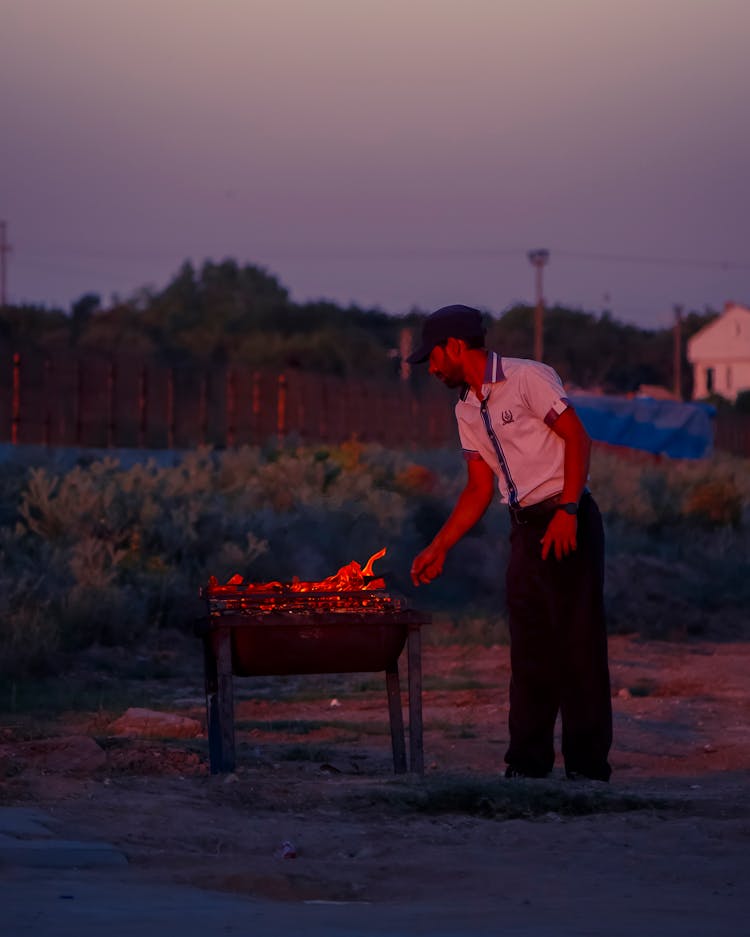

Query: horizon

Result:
[2,0,748,328]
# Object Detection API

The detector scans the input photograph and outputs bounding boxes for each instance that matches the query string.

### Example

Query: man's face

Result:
[428,340,465,388]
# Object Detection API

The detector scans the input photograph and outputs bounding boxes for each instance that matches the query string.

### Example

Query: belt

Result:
[509,493,563,525]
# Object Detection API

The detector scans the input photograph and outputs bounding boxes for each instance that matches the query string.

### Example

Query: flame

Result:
[361,546,387,578]
[206,547,387,595]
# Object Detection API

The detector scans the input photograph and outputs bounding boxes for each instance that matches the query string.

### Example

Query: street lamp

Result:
[527,249,550,362]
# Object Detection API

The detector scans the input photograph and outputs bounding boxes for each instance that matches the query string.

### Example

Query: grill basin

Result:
[205,589,421,676]
[225,617,408,676]
[198,584,430,775]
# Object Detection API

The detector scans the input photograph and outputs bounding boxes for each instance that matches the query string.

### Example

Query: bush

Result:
[683,478,742,528]
[0,442,748,676]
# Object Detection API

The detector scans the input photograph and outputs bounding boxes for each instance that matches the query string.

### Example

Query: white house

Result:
[687,302,750,402]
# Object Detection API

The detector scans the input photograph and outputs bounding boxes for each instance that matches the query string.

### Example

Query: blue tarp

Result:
[570,394,715,459]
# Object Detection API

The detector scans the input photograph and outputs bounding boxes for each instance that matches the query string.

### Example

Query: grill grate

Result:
[203,587,406,617]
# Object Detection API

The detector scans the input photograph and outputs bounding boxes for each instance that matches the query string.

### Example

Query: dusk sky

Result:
[2,0,748,328]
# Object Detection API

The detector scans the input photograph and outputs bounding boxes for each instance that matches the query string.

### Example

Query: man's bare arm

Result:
[411,456,495,585]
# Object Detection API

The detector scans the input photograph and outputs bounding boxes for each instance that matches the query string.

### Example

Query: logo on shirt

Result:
[501,409,514,425]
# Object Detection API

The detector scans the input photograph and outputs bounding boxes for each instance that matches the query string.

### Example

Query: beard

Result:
[433,365,464,389]
[439,374,464,389]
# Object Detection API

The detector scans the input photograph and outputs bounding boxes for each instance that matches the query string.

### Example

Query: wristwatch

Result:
[556,502,578,515]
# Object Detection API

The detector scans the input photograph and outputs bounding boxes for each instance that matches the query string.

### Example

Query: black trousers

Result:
[504,492,612,780]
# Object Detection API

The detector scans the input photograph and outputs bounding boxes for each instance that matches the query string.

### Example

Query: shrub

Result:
[683,478,742,528]
[0,442,748,676]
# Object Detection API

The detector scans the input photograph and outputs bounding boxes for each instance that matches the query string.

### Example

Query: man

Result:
[409,304,612,781]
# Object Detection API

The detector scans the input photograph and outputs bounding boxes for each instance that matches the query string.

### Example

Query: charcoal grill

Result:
[197,581,430,775]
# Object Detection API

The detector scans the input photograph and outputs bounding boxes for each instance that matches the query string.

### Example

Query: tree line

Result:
[0,257,726,399]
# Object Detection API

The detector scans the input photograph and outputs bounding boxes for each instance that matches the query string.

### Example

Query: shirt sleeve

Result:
[518,363,570,426]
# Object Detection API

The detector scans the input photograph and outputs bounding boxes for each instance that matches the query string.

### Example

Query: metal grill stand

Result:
[198,594,429,776]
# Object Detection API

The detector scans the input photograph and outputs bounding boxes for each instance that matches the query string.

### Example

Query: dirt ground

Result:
[2,634,750,933]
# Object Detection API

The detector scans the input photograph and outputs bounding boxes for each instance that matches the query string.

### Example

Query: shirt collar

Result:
[480,351,504,398]
[460,351,505,403]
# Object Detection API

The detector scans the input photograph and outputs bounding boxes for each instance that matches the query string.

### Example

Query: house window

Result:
[705,367,714,393]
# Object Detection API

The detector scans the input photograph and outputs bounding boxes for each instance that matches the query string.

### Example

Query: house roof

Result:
[686,303,750,363]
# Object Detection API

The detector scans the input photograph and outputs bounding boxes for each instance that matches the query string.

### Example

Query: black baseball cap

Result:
[407,304,486,364]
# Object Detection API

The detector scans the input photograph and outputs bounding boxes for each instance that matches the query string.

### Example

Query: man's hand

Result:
[411,456,495,586]
[540,511,578,561]
[411,541,448,585]
[543,405,590,561]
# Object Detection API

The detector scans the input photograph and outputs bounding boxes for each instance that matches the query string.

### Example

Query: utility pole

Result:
[527,249,549,361]
[0,221,11,308]
[399,326,412,382]
[673,304,683,400]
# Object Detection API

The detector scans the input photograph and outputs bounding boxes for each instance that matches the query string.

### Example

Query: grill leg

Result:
[386,663,407,774]
[203,635,220,774]
[407,623,424,775]
[205,627,235,774]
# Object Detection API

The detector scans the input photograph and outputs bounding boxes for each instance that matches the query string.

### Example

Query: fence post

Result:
[11,352,20,444]
[277,373,287,443]
[318,377,328,441]
[226,368,237,448]
[198,372,208,446]
[167,367,175,449]
[43,357,52,446]
[294,375,305,441]
[107,359,117,448]
[75,360,83,446]
[138,365,148,448]
[251,371,261,444]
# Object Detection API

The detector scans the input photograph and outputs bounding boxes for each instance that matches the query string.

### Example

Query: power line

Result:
[551,248,750,272]
[14,241,750,270]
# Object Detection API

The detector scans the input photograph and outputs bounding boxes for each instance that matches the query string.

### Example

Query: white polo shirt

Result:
[456,352,570,509]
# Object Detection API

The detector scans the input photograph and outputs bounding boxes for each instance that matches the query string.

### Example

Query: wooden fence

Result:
[713,412,750,458]
[1,344,748,456]
[0,346,457,450]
